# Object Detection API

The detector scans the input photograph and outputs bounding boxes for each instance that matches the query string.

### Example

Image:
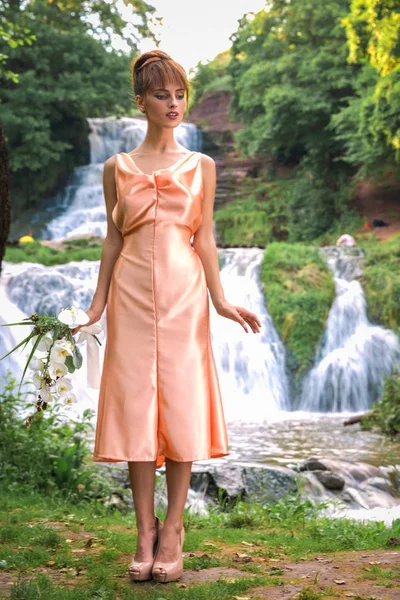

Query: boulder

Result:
[299,457,330,472]
[190,463,298,504]
[313,470,345,491]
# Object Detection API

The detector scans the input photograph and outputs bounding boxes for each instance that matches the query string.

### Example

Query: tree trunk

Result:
[0,124,11,278]
[343,412,371,426]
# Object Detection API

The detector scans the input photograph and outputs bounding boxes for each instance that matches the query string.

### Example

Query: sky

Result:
[117,0,266,74]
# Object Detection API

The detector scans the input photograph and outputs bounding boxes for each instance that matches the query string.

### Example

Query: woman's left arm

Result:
[192,154,262,334]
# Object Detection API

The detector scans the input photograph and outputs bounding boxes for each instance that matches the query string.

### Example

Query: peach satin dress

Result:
[93,150,229,468]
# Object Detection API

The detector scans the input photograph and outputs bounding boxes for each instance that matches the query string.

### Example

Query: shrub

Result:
[359,234,400,332]
[362,369,400,436]
[4,239,103,266]
[0,372,112,502]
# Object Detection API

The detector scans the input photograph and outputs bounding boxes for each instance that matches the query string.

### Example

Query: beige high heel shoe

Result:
[128,516,163,582]
[152,525,185,583]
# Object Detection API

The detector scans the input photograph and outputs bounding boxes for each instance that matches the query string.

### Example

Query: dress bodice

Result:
[112,151,204,238]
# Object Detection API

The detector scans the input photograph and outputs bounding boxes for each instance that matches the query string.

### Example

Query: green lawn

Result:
[1,489,399,599]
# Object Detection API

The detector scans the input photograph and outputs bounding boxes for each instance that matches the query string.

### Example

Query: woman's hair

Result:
[131,50,190,114]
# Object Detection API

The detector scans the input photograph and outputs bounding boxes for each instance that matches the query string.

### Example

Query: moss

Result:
[4,238,103,266]
[214,198,273,247]
[361,369,400,436]
[260,242,335,377]
[359,234,400,333]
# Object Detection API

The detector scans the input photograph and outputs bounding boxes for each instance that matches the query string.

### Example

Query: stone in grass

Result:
[313,470,345,490]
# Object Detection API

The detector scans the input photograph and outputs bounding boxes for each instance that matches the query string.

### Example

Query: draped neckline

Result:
[120,151,197,177]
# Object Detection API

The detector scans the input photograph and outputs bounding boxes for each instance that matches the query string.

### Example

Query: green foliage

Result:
[202,73,233,96]
[362,369,400,435]
[1,0,156,215]
[342,0,400,75]
[1,488,399,598]
[5,239,103,265]
[359,233,400,330]
[260,243,335,377]
[219,0,400,245]
[214,197,273,246]
[189,50,231,109]
[0,373,112,502]
[342,0,400,165]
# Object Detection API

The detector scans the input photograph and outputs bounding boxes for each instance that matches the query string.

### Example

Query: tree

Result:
[339,0,400,167]
[227,0,360,241]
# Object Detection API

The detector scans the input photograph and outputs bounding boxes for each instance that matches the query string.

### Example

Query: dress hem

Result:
[92,450,229,464]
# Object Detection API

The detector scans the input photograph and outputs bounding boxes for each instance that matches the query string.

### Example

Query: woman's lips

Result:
[166,112,179,119]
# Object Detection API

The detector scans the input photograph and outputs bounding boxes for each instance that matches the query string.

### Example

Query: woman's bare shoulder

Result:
[102,154,120,181]
[198,152,216,171]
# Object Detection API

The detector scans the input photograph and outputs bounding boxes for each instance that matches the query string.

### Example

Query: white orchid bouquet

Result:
[0,307,102,427]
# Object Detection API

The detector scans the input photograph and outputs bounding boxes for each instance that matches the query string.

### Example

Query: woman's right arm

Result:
[72,155,122,334]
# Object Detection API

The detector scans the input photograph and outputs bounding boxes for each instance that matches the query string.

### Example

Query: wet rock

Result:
[299,457,330,472]
[345,463,380,483]
[190,464,298,505]
[364,477,400,496]
[313,470,345,490]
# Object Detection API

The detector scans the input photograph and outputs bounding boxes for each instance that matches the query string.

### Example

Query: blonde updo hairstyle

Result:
[131,50,190,117]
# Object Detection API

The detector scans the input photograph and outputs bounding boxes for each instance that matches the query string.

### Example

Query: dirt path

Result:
[179,548,400,599]
[1,519,399,599]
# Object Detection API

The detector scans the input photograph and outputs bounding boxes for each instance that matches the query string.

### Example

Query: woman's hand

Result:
[215,301,262,334]
[71,307,104,336]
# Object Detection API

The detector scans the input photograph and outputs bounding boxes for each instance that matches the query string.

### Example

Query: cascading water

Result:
[210,248,289,421]
[299,246,400,412]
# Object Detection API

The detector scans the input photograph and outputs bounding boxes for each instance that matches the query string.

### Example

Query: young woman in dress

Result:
[73,49,261,584]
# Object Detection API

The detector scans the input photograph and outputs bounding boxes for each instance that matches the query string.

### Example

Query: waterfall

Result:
[299,246,400,412]
[210,248,289,421]
[43,117,202,240]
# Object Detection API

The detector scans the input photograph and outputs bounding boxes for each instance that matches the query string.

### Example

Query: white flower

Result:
[28,356,45,372]
[48,360,68,379]
[38,386,54,403]
[61,391,77,405]
[58,307,89,329]
[49,340,74,363]
[55,377,72,396]
[32,371,44,389]
[33,334,52,352]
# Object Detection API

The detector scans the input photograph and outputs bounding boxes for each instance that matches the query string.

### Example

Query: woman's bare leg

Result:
[128,460,157,562]
[152,459,192,569]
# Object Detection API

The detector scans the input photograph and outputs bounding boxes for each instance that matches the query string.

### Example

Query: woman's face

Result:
[137,82,187,127]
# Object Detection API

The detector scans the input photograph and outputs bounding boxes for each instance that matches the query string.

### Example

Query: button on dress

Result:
[93,151,229,468]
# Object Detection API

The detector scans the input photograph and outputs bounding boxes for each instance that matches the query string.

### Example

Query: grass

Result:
[4,238,103,266]
[259,242,335,379]
[362,563,400,588]
[0,489,399,599]
[214,196,273,247]
[358,233,400,332]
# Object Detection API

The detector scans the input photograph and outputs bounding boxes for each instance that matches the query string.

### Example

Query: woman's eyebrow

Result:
[153,88,185,92]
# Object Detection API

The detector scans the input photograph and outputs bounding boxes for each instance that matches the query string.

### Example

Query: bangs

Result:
[139,62,188,95]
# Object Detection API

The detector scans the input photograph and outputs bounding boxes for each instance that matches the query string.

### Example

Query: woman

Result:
[72,49,261,583]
